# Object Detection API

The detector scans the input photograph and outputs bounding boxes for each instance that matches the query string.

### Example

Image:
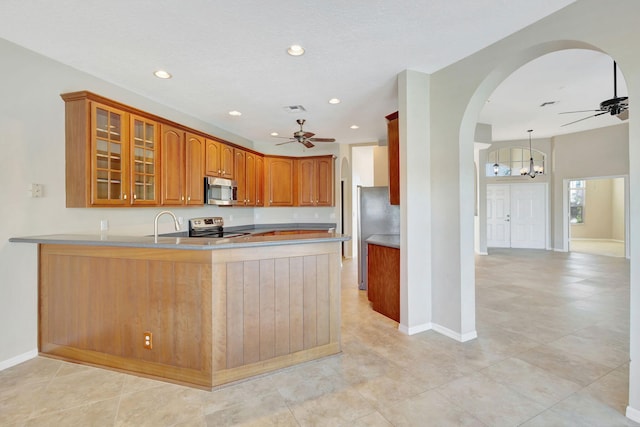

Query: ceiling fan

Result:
[275,119,336,148]
[560,61,629,127]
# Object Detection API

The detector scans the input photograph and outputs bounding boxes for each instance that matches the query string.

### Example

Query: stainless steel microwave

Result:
[204,177,238,205]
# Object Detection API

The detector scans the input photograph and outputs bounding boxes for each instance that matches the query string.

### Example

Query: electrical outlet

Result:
[100,219,109,231]
[143,331,152,350]
[28,183,43,198]
[177,216,184,225]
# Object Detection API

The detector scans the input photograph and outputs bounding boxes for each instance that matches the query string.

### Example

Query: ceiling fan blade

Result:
[303,132,315,138]
[561,111,608,127]
[302,140,315,148]
[276,140,294,146]
[559,109,602,114]
[307,137,336,143]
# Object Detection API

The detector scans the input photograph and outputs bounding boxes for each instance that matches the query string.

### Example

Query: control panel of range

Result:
[189,216,224,230]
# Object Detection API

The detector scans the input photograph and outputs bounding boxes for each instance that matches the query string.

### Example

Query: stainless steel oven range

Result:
[188,217,249,238]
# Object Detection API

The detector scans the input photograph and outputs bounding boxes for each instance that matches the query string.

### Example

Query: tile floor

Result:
[1,249,637,426]
[570,238,626,258]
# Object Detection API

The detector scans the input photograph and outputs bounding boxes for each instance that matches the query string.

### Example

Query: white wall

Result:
[0,37,339,366]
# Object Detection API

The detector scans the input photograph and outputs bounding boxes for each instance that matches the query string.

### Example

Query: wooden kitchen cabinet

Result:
[367,243,400,322]
[62,92,163,207]
[130,114,159,205]
[234,149,264,207]
[386,111,399,205]
[265,156,296,206]
[160,124,185,205]
[255,154,264,207]
[185,133,205,205]
[297,156,334,207]
[160,128,205,205]
[205,138,234,179]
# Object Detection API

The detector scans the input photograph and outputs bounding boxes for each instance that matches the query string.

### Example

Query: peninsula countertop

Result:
[10,224,350,250]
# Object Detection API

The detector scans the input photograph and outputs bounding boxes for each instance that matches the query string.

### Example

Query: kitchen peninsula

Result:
[11,228,348,389]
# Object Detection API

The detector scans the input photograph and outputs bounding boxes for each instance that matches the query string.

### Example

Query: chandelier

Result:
[520,129,543,178]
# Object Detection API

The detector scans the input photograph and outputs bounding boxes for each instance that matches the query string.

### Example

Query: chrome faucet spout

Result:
[154,211,180,243]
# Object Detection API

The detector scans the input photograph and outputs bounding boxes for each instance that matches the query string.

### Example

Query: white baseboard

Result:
[626,405,640,423]
[398,322,432,335]
[432,323,478,342]
[0,349,38,371]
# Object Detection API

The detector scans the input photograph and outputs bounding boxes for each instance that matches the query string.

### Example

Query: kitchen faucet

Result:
[154,210,181,243]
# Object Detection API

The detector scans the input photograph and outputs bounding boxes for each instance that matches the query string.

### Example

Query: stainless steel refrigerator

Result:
[357,186,401,290]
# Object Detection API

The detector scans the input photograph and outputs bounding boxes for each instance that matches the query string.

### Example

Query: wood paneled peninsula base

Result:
[27,234,345,389]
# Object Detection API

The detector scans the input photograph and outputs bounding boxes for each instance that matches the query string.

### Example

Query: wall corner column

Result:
[397,70,432,334]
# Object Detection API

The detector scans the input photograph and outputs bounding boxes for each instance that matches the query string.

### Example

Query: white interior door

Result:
[510,183,546,249]
[487,184,510,247]
[487,183,546,249]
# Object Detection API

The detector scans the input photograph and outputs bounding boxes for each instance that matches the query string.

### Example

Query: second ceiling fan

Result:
[560,60,629,127]
[275,119,336,148]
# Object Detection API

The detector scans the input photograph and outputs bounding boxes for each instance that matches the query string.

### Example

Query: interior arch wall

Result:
[418,0,640,420]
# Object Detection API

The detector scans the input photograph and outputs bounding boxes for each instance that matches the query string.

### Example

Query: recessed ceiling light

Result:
[270,132,279,136]
[153,70,172,79]
[287,45,305,56]
[350,125,359,129]
[328,98,341,104]
[228,110,242,116]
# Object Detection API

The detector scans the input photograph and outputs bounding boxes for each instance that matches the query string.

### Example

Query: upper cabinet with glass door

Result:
[62,92,159,207]
[92,103,129,205]
[130,115,159,204]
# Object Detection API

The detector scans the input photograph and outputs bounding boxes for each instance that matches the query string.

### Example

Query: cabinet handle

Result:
[123,194,128,200]
[187,196,191,201]
[181,196,185,201]
[218,169,221,174]
[133,194,137,200]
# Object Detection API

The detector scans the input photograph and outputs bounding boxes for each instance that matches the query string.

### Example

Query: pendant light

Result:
[524,129,536,179]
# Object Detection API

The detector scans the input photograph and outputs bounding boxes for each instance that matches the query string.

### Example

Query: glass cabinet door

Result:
[131,115,158,204]
[92,103,128,204]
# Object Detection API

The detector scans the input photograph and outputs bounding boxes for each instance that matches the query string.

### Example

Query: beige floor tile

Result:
[353,411,394,427]
[24,397,119,427]
[581,364,630,414]
[521,392,638,427]
[547,334,629,369]
[437,371,546,426]
[515,344,613,386]
[480,357,582,407]
[376,388,485,427]
[204,390,294,427]
[288,387,375,427]
[115,383,204,427]
[30,367,125,418]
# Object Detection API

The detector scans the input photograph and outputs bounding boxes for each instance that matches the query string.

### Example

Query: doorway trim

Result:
[562,175,630,259]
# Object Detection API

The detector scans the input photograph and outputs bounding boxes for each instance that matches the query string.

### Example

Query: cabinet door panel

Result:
[205,139,221,177]
[234,149,246,205]
[245,152,256,206]
[298,158,315,206]
[91,103,128,205]
[131,115,159,205]
[315,157,334,206]
[185,133,205,205]
[161,125,184,205]
[266,157,295,206]
[220,144,235,179]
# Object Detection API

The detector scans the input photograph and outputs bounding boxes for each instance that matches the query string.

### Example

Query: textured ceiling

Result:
[0,0,592,146]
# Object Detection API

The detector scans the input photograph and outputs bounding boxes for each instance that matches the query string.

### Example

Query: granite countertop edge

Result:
[9,223,350,251]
